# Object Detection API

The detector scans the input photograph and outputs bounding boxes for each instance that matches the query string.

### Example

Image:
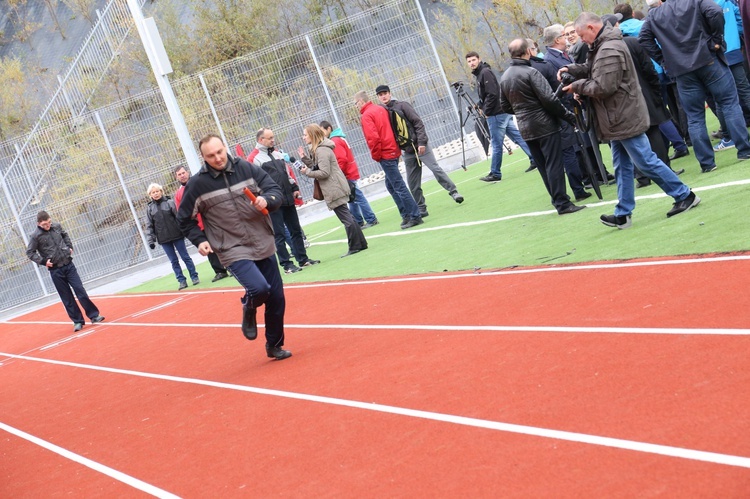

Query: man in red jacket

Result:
[354,90,422,229]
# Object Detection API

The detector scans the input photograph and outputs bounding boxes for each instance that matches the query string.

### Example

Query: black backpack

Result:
[388,106,415,149]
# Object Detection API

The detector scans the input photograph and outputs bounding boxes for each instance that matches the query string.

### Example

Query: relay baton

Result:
[243,187,269,215]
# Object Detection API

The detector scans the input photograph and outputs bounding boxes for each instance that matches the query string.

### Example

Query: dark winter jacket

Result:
[498,59,574,142]
[176,155,282,266]
[471,61,503,116]
[384,99,428,148]
[621,36,671,126]
[26,222,73,269]
[248,144,299,206]
[567,25,649,141]
[639,0,726,77]
[146,196,184,245]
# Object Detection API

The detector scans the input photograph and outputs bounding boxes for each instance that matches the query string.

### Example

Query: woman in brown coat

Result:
[298,124,367,257]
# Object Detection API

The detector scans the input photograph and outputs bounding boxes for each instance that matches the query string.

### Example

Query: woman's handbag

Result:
[347,180,357,203]
[313,179,324,201]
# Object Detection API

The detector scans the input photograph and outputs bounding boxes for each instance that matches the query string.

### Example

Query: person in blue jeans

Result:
[466,51,534,182]
[640,0,750,171]
[563,13,700,229]
[146,182,200,290]
[26,211,105,332]
[355,91,422,229]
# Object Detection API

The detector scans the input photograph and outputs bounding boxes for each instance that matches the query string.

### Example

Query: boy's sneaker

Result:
[713,139,735,151]
[284,266,302,274]
[91,316,105,324]
[479,174,502,182]
[600,214,632,229]
[667,191,701,218]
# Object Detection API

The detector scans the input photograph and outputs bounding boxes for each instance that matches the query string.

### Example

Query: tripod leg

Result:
[575,132,603,199]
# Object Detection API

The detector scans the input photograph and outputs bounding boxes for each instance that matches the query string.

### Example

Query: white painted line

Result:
[0,421,180,498]
[2,352,748,470]
[3,320,749,336]
[132,298,185,318]
[69,253,750,299]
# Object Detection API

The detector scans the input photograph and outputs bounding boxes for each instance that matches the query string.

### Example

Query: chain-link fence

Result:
[0,0,461,313]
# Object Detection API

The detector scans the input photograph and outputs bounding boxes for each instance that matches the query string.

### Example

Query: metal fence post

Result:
[198,74,228,147]
[305,35,342,129]
[94,112,153,259]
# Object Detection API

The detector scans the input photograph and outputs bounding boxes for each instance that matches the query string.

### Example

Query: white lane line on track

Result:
[131,298,185,318]
[1,351,749,470]
[0,421,179,498]
[4,321,749,336]
[73,254,750,299]
[306,179,750,244]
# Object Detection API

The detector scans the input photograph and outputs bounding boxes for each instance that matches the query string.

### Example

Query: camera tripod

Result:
[451,81,511,170]
[554,78,608,200]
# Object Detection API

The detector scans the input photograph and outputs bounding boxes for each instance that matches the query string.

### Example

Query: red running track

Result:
[1,255,749,496]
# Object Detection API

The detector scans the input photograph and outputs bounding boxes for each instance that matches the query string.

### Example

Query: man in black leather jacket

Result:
[498,38,585,215]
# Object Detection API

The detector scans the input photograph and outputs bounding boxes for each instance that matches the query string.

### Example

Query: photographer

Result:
[499,38,585,215]
[561,13,699,229]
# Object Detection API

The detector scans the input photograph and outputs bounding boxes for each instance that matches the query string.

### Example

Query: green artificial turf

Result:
[127,124,750,294]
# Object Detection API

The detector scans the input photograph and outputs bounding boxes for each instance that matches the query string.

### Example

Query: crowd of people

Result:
[27,0,747,358]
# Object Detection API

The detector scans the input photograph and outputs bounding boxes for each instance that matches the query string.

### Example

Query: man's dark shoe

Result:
[401,217,424,229]
[73,322,84,332]
[524,163,537,173]
[667,190,701,218]
[192,278,200,286]
[399,217,409,229]
[211,272,228,282]
[241,305,257,340]
[558,204,586,215]
[701,165,717,173]
[178,281,188,291]
[671,168,685,176]
[669,149,690,161]
[419,210,429,218]
[91,316,105,324]
[636,178,651,189]
[600,214,632,229]
[284,265,302,274]
[341,249,362,258]
[575,191,592,201]
[301,259,320,267]
[266,343,292,360]
[451,192,464,204]
[479,174,502,182]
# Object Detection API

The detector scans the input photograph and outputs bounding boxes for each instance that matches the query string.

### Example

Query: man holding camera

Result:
[499,39,585,215]
[376,84,464,216]
[466,51,534,182]
[561,13,699,229]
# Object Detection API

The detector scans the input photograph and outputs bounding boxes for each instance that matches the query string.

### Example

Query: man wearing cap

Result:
[354,90,423,229]
[376,84,464,217]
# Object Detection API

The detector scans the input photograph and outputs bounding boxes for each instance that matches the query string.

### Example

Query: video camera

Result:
[553,72,577,99]
[451,81,464,89]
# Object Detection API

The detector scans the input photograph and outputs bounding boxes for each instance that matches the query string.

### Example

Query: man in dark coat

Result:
[26,211,105,332]
[249,128,319,274]
[499,38,585,215]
